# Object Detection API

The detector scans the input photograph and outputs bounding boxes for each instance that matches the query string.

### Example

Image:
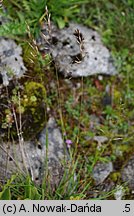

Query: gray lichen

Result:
[0,38,27,86]
[39,22,117,78]
[0,117,68,187]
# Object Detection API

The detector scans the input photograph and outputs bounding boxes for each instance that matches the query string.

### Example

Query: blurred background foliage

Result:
[0,0,133,52]
[1,0,133,87]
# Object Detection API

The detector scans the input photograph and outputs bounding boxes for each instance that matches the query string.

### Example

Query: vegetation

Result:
[0,0,134,199]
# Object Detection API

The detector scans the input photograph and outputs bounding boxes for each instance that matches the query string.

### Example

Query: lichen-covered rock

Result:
[39,22,117,77]
[0,117,68,188]
[38,117,69,186]
[91,178,115,198]
[92,161,113,185]
[121,155,134,190]
[0,38,27,86]
[0,140,43,184]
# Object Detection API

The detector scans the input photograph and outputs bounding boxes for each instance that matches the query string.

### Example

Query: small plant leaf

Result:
[56,17,66,29]
[0,188,11,200]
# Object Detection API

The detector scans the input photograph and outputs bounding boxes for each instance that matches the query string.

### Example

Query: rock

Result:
[39,22,117,78]
[38,117,69,187]
[0,117,68,188]
[93,136,108,144]
[121,155,134,190]
[93,136,108,150]
[91,179,115,198]
[89,114,101,131]
[92,161,113,185]
[0,140,43,184]
[114,185,125,200]
[0,38,27,86]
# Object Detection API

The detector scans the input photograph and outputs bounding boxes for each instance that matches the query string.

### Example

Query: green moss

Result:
[110,172,121,182]
[21,81,47,139]
[23,81,46,107]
